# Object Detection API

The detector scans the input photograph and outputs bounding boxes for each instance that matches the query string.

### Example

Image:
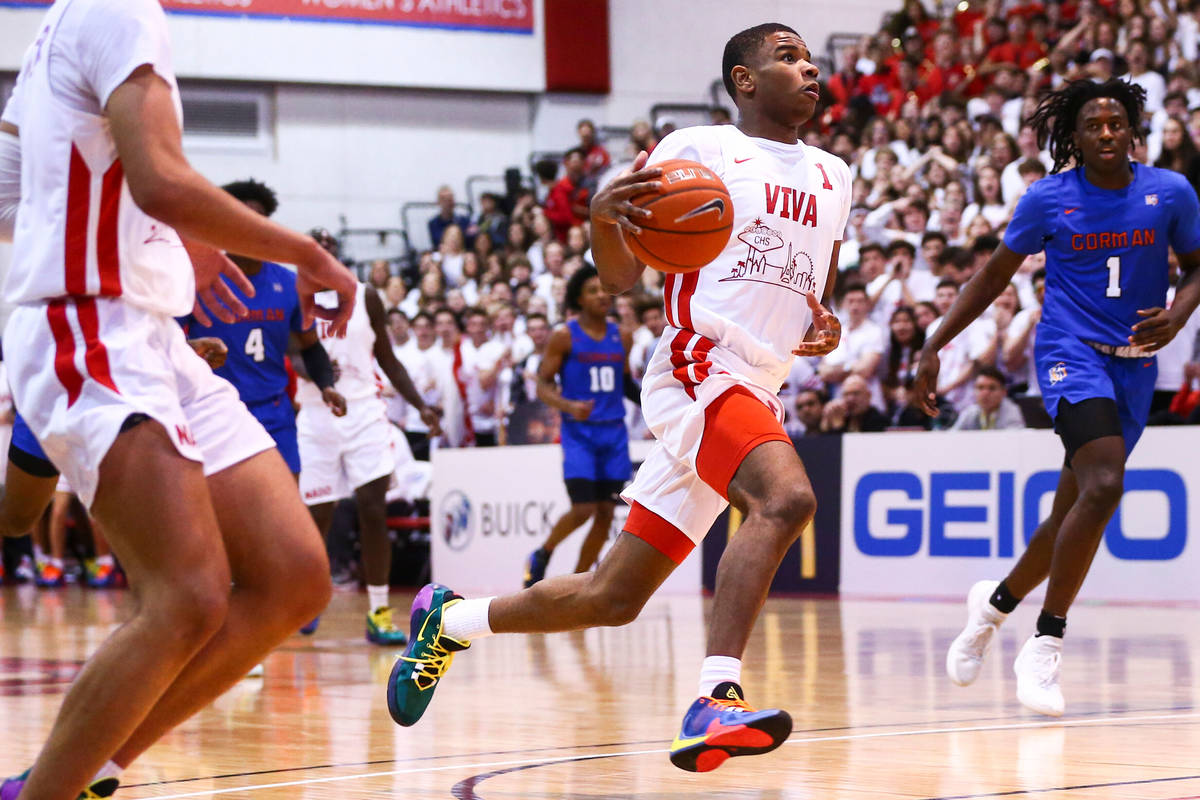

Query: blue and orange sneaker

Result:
[386,584,468,726]
[1,768,119,799]
[35,561,65,588]
[299,616,321,636]
[522,548,549,588]
[668,682,793,772]
[86,559,119,589]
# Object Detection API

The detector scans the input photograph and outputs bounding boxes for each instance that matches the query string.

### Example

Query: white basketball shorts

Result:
[4,297,274,508]
[297,395,395,505]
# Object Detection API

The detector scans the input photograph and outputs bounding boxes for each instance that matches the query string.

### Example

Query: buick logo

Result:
[441,490,474,551]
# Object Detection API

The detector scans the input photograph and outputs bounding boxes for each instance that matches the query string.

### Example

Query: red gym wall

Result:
[543,0,611,93]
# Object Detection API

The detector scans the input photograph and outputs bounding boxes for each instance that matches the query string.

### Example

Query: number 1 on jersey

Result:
[1106,256,1121,298]
[245,327,265,362]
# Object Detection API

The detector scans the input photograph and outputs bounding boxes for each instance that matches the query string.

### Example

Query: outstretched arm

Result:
[366,286,441,434]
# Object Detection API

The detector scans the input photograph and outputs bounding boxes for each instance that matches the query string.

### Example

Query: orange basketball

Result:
[628,158,734,274]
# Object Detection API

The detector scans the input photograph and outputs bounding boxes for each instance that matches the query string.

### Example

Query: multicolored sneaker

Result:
[1,768,119,799]
[14,555,35,584]
[386,584,469,726]
[522,548,550,588]
[668,682,793,772]
[35,561,65,588]
[86,560,119,589]
[299,616,321,636]
[366,606,408,646]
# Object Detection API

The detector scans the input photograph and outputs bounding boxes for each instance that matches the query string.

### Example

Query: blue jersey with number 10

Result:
[560,319,625,423]
[181,261,308,405]
[1004,163,1200,347]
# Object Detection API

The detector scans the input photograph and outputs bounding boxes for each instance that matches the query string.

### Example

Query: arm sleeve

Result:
[1167,173,1200,254]
[1002,181,1050,255]
[78,0,177,110]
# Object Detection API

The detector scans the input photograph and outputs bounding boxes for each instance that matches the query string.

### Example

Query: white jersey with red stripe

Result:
[648,125,852,394]
[5,0,194,316]
[298,283,382,404]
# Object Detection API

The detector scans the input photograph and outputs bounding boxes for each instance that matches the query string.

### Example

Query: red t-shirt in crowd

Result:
[544,176,590,240]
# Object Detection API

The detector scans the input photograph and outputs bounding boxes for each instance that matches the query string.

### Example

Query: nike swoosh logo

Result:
[676,197,727,223]
[670,733,710,750]
[734,157,754,163]
[1064,208,1079,215]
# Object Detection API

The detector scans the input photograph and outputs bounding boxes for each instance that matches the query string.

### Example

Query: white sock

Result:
[93,761,123,782]
[698,655,742,697]
[47,556,63,569]
[367,584,389,613]
[441,597,495,642]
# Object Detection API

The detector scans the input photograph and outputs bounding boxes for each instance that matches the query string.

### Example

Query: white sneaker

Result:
[946,580,1007,686]
[1014,634,1065,717]
[245,662,265,679]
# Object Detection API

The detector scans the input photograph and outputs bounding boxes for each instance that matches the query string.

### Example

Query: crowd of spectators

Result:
[344,0,1200,448]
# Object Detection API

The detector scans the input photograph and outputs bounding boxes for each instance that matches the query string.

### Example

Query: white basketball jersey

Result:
[647,126,852,393]
[304,283,382,403]
[5,0,194,315]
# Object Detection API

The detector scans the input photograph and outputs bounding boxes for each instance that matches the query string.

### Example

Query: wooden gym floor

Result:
[2,585,1198,799]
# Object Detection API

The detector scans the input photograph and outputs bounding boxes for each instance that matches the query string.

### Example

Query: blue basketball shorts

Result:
[1034,325,1156,458]
[561,418,632,484]
[247,395,301,474]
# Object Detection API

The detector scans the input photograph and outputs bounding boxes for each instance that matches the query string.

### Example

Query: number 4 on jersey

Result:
[245,327,265,362]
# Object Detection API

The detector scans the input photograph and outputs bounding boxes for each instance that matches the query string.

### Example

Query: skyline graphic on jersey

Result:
[719,218,817,295]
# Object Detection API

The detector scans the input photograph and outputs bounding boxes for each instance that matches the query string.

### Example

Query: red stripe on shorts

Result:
[663,273,678,328]
[74,298,119,395]
[676,271,698,330]
[622,502,694,564]
[65,144,91,296]
[669,331,715,400]
[47,300,84,406]
[97,160,124,297]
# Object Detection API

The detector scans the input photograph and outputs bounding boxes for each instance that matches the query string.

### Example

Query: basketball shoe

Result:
[668,682,793,772]
[946,580,1007,686]
[1,769,119,799]
[386,584,468,726]
[299,616,321,635]
[523,548,549,588]
[35,560,64,588]
[366,607,408,646]
[86,559,119,589]
[1013,634,1064,716]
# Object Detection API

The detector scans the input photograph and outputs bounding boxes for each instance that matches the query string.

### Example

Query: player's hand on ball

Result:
[589,150,663,235]
[792,293,842,357]
[1129,307,1181,351]
[322,387,348,417]
[912,350,942,417]
[185,240,254,326]
[187,337,229,369]
[567,399,594,422]
[420,405,443,437]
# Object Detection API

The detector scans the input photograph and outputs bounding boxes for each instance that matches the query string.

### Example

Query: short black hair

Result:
[972,234,1001,255]
[465,306,490,321]
[525,312,549,325]
[412,311,435,326]
[859,242,886,258]
[843,282,868,298]
[1029,78,1147,173]
[565,264,600,312]
[887,239,917,257]
[222,178,278,217]
[921,231,947,245]
[722,23,799,101]
[975,365,1007,387]
[936,278,961,292]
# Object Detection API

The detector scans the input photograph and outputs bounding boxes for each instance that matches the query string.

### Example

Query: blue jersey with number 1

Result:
[560,319,625,423]
[182,261,308,405]
[1004,163,1200,347]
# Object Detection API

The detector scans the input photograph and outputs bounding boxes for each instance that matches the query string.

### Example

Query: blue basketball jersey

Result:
[560,319,625,423]
[181,262,309,405]
[1004,164,1200,347]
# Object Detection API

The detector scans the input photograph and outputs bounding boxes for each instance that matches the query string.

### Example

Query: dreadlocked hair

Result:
[1028,78,1147,174]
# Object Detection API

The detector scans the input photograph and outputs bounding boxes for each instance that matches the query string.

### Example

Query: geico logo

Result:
[480,501,557,537]
[853,469,1186,561]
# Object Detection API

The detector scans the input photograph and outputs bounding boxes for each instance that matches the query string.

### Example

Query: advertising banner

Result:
[840,429,1199,603]
[431,441,702,596]
[0,0,534,33]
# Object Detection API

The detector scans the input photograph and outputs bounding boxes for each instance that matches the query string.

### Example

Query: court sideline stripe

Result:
[132,710,1200,799]
[121,703,1197,789]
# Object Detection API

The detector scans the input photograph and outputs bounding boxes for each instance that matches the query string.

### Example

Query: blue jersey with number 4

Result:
[560,319,625,423]
[182,261,308,405]
[1004,164,1200,348]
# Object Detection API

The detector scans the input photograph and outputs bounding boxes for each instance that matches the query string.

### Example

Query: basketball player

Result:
[387,24,849,774]
[298,252,443,643]
[0,1,356,797]
[181,179,346,478]
[522,265,633,588]
[915,79,1200,716]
